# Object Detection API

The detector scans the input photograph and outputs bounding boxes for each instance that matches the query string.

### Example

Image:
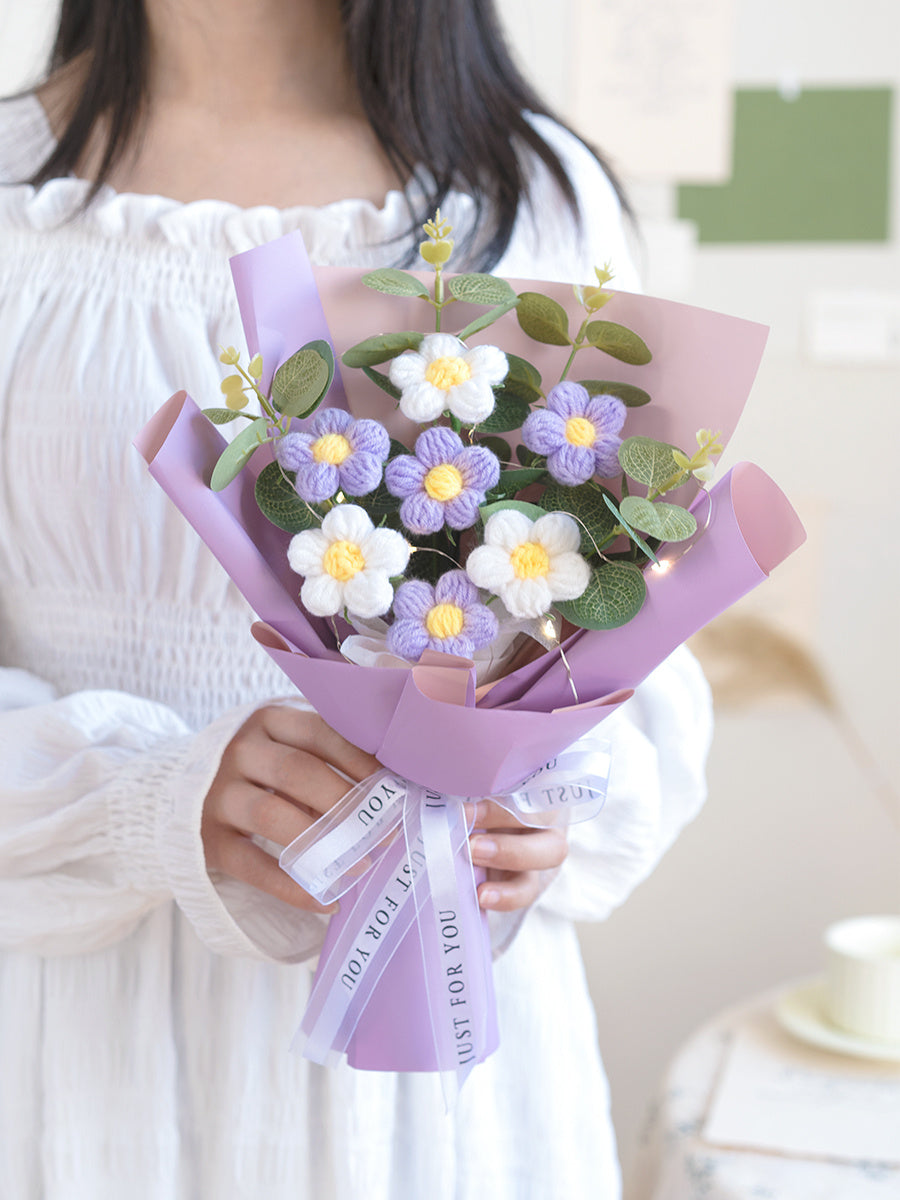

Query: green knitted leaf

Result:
[537,480,617,555]
[480,436,513,463]
[576,380,652,407]
[618,436,681,489]
[271,340,334,418]
[448,273,517,306]
[475,390,532,433]
[479,499,547,524]
[601,492,658,563]
[619,496,697,542]
[361,365,402,400]
[342,331,424,368]
[489,467,547,495]
[201,407,246,424]
[505,352,542,390]
[495,372,541,405]
[556,561,647,630]
[516,292,572,346]
[209,418,269,491]
[362,268,429,299]
[584,321,652,365]
[254,462,322,532]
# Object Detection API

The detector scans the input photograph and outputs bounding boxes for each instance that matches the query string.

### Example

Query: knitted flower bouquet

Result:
[136,221,804,1083]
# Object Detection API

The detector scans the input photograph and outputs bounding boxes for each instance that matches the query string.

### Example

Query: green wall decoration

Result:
[678,88,892,243]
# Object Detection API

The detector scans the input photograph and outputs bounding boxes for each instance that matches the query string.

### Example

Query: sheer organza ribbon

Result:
[279,746,611,1088]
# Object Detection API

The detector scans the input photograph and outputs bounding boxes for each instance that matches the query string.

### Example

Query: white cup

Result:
[824,915,900,1044]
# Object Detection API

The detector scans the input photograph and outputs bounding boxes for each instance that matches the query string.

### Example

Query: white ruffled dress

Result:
[0,94,712,1200]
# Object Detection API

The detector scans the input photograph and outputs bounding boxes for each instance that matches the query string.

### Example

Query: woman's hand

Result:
[467,800,568,913]
[201,706,380,912]
[202,706,567,918]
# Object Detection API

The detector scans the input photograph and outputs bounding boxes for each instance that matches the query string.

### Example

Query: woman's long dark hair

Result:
[28,0,628,269]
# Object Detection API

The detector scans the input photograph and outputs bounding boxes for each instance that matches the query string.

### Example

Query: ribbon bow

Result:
[279,746,611,1090]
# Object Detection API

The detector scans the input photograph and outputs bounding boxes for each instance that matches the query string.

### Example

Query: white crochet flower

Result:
[287,504,409,619]
[389,332,507,424]
[465,510,590,619]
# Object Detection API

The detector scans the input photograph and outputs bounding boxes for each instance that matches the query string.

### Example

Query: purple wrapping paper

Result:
[309,822,499,1074]
[134,233,805,1073]
[135,392,340,658]
[487,461,807,711]
[250,623,631,796]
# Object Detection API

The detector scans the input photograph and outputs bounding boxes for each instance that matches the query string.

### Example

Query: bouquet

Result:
[135,218,805,1086]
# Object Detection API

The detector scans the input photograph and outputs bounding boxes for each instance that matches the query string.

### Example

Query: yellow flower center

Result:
[423,463,464,501]
[312,433,352,466]
[510,542,550,580]
[322,539,365,582]
[425,603,466,640]
[424,355,472,391]
[564,416,596,447]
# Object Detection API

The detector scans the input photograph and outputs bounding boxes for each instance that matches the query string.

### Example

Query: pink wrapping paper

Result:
[134,233,804,1074]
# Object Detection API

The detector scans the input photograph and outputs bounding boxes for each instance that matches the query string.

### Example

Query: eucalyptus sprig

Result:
[573,263,616,314]
[671,429,725,486]
[202,346,268,425]
[420,210,454,331]
[204,339,336,491]
[515,285,652,381]
[349,212,519,354]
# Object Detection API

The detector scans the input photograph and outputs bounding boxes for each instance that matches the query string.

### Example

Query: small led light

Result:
[651,558,674,574]
[539,614,560,642]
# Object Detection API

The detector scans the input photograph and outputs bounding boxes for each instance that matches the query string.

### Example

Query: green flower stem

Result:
[434,267,444,332]
[234,361,281,427]
[557,319,590,382]
[647,469,690,501]
[558,347,578,381]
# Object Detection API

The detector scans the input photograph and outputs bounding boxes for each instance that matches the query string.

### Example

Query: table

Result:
[628,986,900,1200]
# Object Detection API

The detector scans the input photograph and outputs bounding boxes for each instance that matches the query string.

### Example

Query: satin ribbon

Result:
[279,746,611,1088]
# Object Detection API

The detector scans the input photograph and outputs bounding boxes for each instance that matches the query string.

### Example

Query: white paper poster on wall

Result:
[498,0,736,183]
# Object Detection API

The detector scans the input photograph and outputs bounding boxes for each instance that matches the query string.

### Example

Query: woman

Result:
[0,2,712,1197]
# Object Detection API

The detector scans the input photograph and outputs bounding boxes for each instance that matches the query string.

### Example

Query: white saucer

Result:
[775,978,900,1063]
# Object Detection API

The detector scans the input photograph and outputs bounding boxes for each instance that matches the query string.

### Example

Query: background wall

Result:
[496,0,900,1185]
[3,0,898,1192]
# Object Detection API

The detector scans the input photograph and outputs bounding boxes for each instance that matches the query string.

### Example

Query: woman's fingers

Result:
[203,779,322,849]
[202,707,382,905]
[466,798,568,913]
[255,706,380,784]
[227,733,354,817]
[215,706,380,819]
[203,825,338,912]
[476,871,541,912]
[469,826,567,874]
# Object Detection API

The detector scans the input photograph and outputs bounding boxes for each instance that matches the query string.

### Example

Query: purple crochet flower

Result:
[384,426,500,535]
[387,571,498,660]
[275,409,390,504]
[522,382,627,486]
